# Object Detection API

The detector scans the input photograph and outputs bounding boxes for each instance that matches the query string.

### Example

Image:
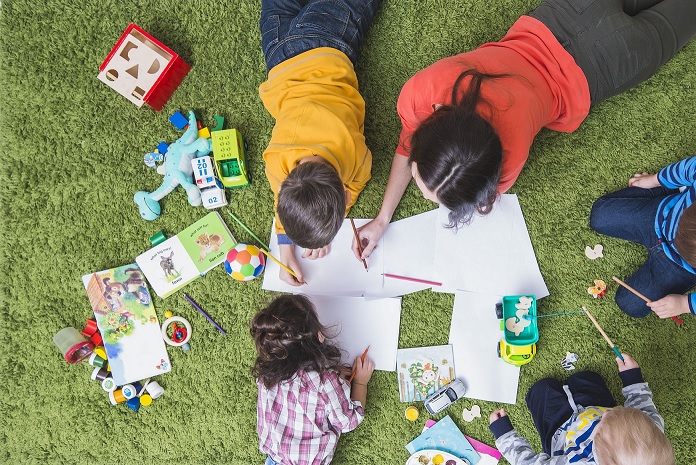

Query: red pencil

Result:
[348,346,370,383]
[384,273,442,287]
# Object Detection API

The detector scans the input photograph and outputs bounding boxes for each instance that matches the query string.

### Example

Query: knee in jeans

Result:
[589,198,609,233]
[615,287,652,317]
[526,378,560,405]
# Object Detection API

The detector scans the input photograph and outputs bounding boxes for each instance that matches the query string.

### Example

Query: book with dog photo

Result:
[82,264,171,385]
[135,211,236,298]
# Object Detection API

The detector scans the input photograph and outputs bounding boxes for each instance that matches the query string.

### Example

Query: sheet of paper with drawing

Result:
[433,194,549,298]
[366,209,439,299]
[309,295,401,371]
[449,291,521,404]
[262,219,385,295]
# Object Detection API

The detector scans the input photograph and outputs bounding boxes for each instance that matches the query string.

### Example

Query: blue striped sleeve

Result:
[657,156,696,188]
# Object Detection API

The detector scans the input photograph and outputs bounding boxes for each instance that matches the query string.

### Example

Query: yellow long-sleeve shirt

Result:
[259,47,372,237]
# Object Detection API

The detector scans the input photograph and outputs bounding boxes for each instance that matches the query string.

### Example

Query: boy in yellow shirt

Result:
[259,0,381,286]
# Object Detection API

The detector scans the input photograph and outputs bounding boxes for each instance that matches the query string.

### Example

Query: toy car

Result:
[496,295,538,367]
[211,128,250,188]
[498,339,537,367]
[423,379,467,415]
[191,156,227,209]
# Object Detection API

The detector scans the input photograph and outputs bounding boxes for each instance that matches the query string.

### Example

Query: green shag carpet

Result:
[1,1,695,463]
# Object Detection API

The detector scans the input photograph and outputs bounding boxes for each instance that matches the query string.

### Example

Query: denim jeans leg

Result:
[617,245,696,317]
[262,0,382,71]
[260,0,308,70]
[589,186,674,247]
[565,371,617,408]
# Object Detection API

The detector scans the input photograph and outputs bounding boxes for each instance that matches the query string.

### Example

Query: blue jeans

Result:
[526,371,616,455]
[260,0,382,72]
[528,0,696,104]
[265,457,281,465]
[590,186,696,317]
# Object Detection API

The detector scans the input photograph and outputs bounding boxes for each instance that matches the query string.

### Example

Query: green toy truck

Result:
[211,128,250,188]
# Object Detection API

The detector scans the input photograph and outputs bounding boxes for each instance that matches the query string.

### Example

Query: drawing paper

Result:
[448,291,521,404]
[366,209,439,299]
[309,295,401,371]
[433,195,549,298]
[262,219,385,295]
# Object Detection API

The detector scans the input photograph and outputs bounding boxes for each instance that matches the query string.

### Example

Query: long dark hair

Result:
[250,294,344,388]
[409,68,506,228]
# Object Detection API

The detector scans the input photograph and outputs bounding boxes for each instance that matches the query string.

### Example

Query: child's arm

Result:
[628,172,660,188]
[351,154,411,260]
[489,410,573,465]
[349,355,375,408]
[616,353,665,432]
[278,244,306,286]
[656,156,696,188]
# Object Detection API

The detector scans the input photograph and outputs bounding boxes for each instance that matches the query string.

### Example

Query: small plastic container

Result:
[53,327,95,363]
[501,295,539,346]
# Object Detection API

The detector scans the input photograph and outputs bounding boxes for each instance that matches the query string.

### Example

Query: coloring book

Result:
[135,212,236,298]
[82,264,171,385]
[397,345,456,402]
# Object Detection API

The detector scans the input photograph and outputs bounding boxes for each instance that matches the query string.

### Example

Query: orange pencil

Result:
[350,218,368,272]
[348,346,370,383]
[612,276,683,325]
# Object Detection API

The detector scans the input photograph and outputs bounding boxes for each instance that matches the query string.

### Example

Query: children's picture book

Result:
[82,264,171,385]
[397,345,456,402]
[135,212,236,298]
[406,415,481,465]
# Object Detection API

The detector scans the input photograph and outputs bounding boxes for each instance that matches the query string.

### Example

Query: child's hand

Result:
[616,353,639,371]
[647,294,690,319]
[628,172,660,189]
[489,409,507,424]
[302,244,331,260]
[351,218,388,260]
[351,355,375,385]
[279,244,306,286]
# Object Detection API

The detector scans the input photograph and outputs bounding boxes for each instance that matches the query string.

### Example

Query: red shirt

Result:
[397,15,590,193]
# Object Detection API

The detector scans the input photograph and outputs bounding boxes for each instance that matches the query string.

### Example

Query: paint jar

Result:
[121,382,142,400]
[53,327,95,363]
[145,381,164,399]
[101,378,117,392]
[109,389,127,405]
[88,353,108,368]
[405,406,419,421]
[91,367,111,382]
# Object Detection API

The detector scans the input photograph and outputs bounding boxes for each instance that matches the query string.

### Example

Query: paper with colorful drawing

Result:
[396,345,456,402]
[309,295,401,371]
[262,219,385,295]
[433,194,549,298]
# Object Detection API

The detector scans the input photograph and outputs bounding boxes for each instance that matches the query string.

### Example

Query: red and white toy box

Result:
[98,23,191,111]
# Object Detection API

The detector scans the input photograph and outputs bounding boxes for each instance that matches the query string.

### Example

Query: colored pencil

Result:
[349,218,368,272]
[349,346,370,383]
[612,276,684,325]
[228,212,270,251]
[582,306,624,361]
[183,293,227,335]
[260,248,306,284]
[383,273,442,287]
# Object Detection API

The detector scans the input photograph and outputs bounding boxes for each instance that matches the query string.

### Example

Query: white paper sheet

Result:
[262,219,385,295]
[434,195,549,298]
[309,295,401,371]
[366,209,440,299]
[449,291,520,404]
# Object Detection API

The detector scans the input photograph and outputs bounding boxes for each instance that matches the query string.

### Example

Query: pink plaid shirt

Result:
[257,369,365,465]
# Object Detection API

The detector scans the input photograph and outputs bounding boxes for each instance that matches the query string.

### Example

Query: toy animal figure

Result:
[134,111,212,220]
[588,279,607,299]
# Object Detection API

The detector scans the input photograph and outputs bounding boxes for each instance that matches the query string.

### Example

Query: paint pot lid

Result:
[101,378,117,392]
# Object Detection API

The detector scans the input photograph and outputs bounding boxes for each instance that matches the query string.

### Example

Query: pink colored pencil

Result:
[384,273,442,287]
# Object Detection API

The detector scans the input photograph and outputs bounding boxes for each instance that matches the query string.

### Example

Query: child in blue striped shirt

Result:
[590,156,696,320]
